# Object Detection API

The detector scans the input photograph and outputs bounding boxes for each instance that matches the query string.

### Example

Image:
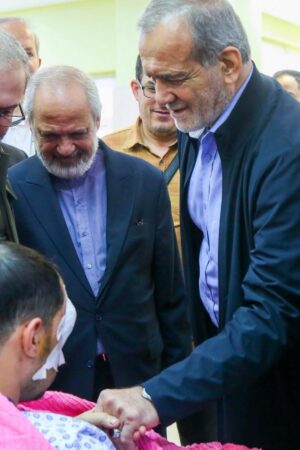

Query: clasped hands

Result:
[91,385,160,450]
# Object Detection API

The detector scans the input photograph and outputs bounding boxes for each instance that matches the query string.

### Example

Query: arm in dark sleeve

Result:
[144,149,300,426]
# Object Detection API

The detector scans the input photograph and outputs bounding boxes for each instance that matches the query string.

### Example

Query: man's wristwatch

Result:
[141,387,152,402]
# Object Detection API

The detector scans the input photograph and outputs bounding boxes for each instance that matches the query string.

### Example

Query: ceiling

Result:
[0,0,79,13]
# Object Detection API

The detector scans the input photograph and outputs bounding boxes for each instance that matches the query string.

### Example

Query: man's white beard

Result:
[35,134,99,180]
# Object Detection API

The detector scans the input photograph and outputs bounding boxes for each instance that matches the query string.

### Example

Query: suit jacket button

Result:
[86,360,94,368]
[95,314,102,321]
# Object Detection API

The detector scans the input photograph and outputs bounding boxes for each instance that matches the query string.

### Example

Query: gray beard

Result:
[35,134,98,180]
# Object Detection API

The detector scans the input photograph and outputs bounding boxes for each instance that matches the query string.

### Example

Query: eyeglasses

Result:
[138,81,156,99]
[0,104,25,127]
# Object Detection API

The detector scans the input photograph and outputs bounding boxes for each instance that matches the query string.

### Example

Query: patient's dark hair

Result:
[0,242,64,344]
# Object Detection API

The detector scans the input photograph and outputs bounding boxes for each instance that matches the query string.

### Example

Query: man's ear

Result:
[21,318,43,358]
[130,80,140,101]
[218,46,242,85]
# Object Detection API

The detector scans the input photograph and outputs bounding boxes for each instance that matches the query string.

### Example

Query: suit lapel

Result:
[97,146,136,301]
[180,134,199,189]
[17,149,137,301]
[18,158,93,294]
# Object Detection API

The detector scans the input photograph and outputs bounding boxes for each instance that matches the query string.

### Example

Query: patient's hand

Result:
[97,386,160,450]
[77,407,120,430]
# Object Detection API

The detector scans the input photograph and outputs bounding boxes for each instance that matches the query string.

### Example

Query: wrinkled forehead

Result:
[35,80,84,100]
[32,82,92,120]
[139,19,194,78]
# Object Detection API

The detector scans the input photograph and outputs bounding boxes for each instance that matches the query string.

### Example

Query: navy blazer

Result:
[144,66,300,450]
[1,142,27,168]
[9,141,191,400]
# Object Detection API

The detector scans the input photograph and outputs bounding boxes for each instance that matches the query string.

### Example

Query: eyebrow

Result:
[153,71,189,81]
[38,127,89,134]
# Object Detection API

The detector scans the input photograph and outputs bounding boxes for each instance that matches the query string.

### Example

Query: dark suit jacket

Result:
[1,142,27,168]
[0,143,26,241]
[144,65,300,450]
[8,142,191,400]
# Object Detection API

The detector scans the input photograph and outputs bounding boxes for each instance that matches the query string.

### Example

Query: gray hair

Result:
[135,54,143,82]
[0,29,29,81]
[0,16,40,56]
[138,0,251,67]
[25,65,102,122]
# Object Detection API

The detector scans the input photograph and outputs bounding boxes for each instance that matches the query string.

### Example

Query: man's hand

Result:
[77,407,120,429]
[97,386,160,450]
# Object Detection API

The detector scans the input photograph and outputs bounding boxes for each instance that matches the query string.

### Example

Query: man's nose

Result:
[154,81,176,107]
[56,137,75,156]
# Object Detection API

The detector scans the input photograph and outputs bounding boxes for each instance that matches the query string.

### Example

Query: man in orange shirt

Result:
[103,55,181,252]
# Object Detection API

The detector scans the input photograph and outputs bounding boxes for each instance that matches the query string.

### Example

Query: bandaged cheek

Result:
[32,297,77,381]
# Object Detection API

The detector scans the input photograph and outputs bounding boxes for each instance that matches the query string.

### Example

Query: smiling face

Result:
[32,81,100,179]
[131,74,177,138]
[139,18,233,132]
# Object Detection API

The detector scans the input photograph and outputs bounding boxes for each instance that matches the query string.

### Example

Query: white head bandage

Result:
[32,297,77,381]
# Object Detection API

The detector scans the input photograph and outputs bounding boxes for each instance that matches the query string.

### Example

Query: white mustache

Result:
[165,103,185,113]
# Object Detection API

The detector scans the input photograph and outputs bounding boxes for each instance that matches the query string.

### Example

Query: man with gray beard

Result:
[97,1,300,450]
[8,65,192,407]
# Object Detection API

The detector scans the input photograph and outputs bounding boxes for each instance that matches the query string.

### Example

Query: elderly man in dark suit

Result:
[0,29,28,242]
[9,65,191,404]
[97,2,300,450]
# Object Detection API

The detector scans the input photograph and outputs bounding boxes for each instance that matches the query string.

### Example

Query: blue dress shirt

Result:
[188,69,253,326]
[54,150,107,298]
[54,150,107,352]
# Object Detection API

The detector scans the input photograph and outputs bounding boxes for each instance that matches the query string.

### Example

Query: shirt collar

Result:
[125,117,177,152]
[123,117,144,150]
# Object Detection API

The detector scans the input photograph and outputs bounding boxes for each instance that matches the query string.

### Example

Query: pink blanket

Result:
[0,393,53,450]
[20,391,261,450]
[139,429,261,450]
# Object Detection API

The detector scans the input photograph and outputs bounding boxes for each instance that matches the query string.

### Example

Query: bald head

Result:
[25,65,102,123]
[0,17,41,75]
[138,0,250,68]
[274,70,300,102]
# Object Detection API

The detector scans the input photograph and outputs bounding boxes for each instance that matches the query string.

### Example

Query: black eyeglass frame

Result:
[0,104,26,127]
[137,81,156,99]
